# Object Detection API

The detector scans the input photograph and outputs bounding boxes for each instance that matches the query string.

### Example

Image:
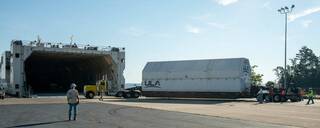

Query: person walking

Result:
[67,83,79,121]
[268,86,274,102]
[306,88,315,105]
[98,81,105,101]
[257,88,264,104]
[299,88,305,101]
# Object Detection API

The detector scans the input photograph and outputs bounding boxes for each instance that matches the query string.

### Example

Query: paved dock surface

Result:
[0,98,303,128]
[96,97,320,128]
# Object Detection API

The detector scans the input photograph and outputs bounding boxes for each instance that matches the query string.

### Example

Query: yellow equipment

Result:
[84,80,142,99]
[84,80,107,99]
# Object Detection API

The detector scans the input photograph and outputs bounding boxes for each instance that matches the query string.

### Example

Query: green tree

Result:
[293,46,319,87]
[265,81,275,87]
[274,46,320,88]
[251,65,263,86]
[273,62,296,87]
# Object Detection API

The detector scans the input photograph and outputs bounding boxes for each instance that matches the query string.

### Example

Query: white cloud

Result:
[207,22,226,29]
[301,20,313,28]
[262,1,272,10]
[186,25,201,34]
[215,0,238,6]
[190,13,227,30]
[289,7,320,22]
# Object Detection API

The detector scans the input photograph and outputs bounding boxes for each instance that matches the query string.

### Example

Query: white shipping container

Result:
[142,58,251,97]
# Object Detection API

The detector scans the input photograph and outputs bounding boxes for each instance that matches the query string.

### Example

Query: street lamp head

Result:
[278,5,295,14]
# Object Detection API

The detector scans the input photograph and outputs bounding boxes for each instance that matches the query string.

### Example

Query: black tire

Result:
[86,92,95,99]
[281,96,288,102]
[290,98,297,102]
[265,95,271,102]
[116,91,124,97]
[123,92,131,98]
[290,95,298,102]
[298,96,303,101]
[273,95,281,102]
[132,92,140,98]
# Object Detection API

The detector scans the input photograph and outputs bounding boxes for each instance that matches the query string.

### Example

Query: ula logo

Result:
[144,80,161,88]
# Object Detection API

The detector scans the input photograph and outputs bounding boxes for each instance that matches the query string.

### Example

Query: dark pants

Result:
[257,94,263,104]
[68,103,78,120]
[99,92,104,101]
[307,97,314,104]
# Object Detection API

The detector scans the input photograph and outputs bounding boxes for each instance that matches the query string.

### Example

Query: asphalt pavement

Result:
[0,102,298,128]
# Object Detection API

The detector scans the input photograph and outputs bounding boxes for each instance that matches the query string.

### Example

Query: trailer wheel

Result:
[86,92,95,99]
[273,95,281,102]
[290,98,297,102]
[116,91,124,97]
[264,95,271,102]
[290,95,298,102]
[281,96,288,102]
[132,92,140,98]
[123,92,131,98]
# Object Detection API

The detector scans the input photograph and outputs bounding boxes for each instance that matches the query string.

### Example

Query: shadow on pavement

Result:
[106,98,255,105]
[5,120,69,128]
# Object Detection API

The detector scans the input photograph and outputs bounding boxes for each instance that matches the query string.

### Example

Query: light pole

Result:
[278,5,295,89]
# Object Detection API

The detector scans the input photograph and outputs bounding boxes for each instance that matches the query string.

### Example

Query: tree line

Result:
[274,46,320,88]
[251,46,319,88]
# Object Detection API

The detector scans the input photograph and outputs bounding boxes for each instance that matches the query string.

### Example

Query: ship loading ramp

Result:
[0,40,125,97]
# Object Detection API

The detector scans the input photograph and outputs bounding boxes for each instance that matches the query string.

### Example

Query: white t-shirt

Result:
[67,89,79,104]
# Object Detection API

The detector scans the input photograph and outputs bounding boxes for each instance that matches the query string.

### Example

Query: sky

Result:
[0,0,319,83]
